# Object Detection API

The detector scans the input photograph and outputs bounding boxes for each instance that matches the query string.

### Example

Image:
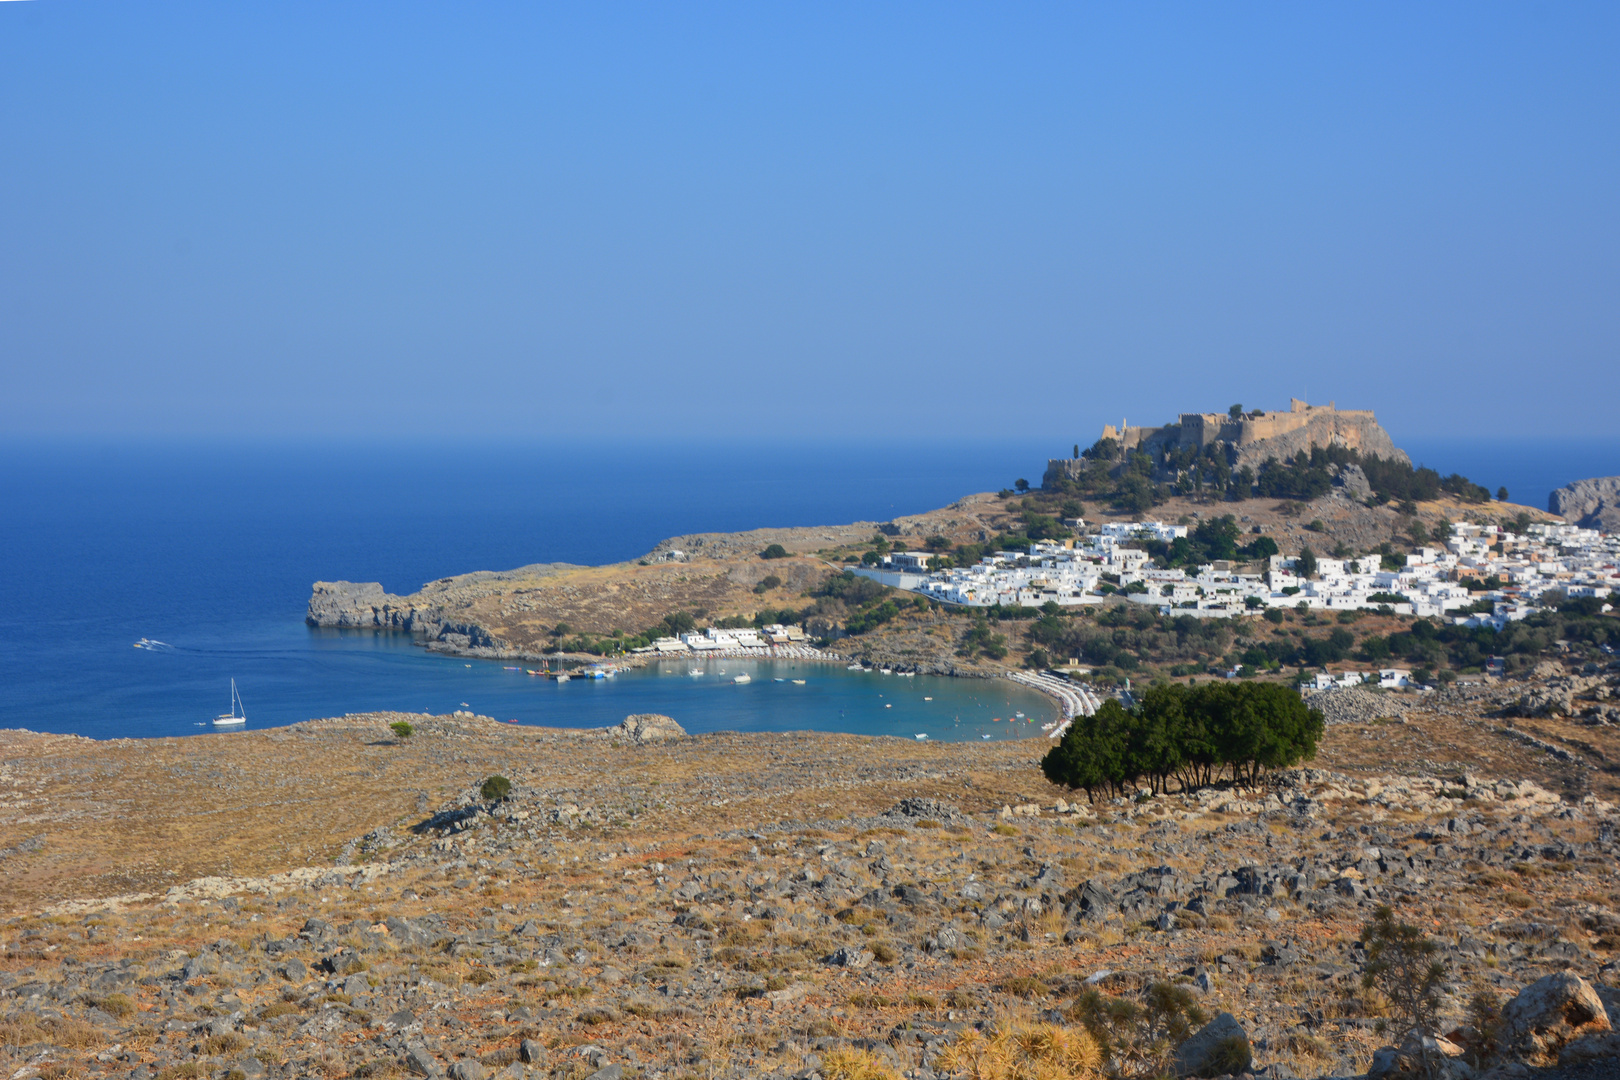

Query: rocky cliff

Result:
[306,581,430,632]
[1550,475,1620,532]
[306,570,580,655]
[1225,408,1407,469]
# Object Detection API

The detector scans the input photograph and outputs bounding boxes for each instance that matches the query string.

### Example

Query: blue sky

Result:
[2,3,1616,443]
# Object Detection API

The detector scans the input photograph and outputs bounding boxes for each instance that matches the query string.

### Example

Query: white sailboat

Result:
[212,680,247,727]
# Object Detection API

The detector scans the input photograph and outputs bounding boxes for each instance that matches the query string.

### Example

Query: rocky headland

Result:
[1549,478,1620,534]
[305,483,1555,673]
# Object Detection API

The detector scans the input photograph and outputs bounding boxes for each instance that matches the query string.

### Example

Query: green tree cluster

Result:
[1027,606,1235,674]
[1238,626,1354,671]
[1354,603,1615,678]
[1141,515,1278,568]
[959,616,1009,660]
[1050,437,1495,509]
[1041,681,1323,800]
[807,570,901,637]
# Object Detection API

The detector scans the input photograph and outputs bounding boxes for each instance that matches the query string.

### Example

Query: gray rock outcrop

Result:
[1172,1011,1251,1077]
[603,714,686,744]
[1499,970,1611,1064]
[1367,1030,1472,1080]
[1549,476,1620,532]
[307,581,434,633]
[1334,463,1372,499]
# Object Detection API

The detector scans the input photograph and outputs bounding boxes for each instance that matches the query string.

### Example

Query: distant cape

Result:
[1549,476,1620,532]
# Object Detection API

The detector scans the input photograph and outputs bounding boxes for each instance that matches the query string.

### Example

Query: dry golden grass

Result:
[936,1021,1103,1080]
[0,720,1053,913]
[0,1016,101,1049]
[821,1047,902,1080]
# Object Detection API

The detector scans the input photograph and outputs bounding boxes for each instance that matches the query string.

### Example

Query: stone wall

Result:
[1087,400,1408,471]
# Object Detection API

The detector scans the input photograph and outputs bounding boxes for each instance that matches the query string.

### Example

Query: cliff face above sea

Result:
[306,565,586,655]
[307,580,423,631]
[1550,475,1620,532]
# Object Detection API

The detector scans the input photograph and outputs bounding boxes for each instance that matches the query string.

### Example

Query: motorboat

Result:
[791,679,805,685]
[212,680,247,727]
[733,673,751,684]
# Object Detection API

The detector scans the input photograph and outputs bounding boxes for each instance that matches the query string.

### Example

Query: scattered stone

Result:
[1367,1030,1472,1080]
[826,946,874,970]
[1304,687,1411,725]
[1172,1012,1252,1078]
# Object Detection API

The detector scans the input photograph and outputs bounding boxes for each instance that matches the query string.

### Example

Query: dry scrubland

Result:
[2,675,1619,1080]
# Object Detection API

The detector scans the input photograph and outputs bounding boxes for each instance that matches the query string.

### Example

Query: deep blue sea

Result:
[2,436,1615,743]
[0,439,1064,742]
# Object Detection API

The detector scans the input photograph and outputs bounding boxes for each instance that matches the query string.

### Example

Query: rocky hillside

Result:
[2,661,1620,1080]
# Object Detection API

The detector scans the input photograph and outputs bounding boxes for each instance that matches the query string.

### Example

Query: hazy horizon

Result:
[3,4,1617,442]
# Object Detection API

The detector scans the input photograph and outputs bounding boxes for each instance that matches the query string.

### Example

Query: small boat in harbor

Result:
[923,696,932,701]
[212,679,247,727]
[791,679,805,685]
[914,733,928,740]
[733,673,751,684]
[846,664,862,671]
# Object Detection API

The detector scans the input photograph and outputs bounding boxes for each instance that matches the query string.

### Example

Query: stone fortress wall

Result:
[1049,399,1409,484]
